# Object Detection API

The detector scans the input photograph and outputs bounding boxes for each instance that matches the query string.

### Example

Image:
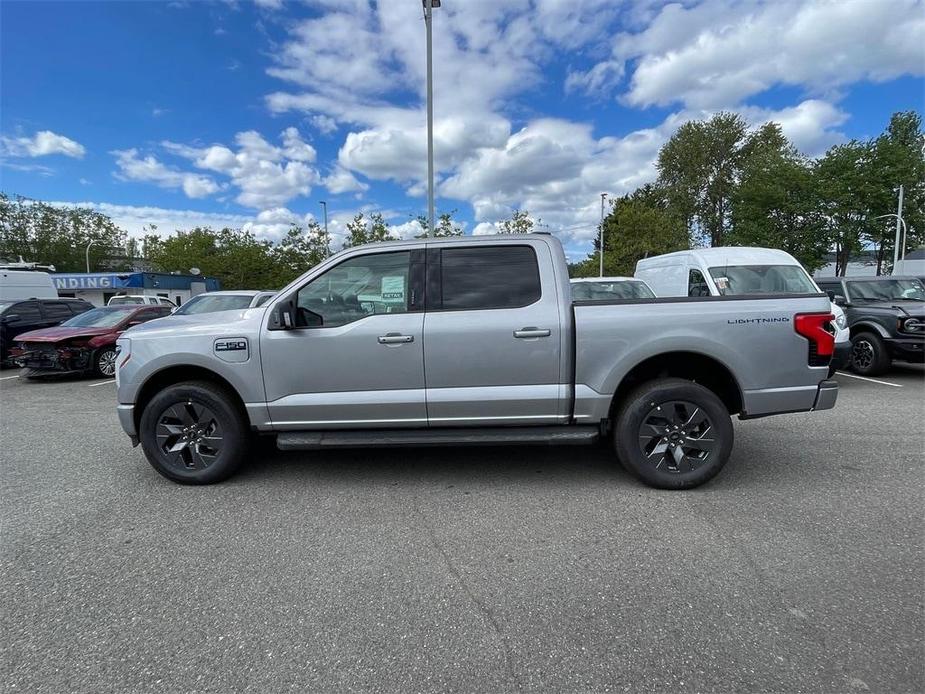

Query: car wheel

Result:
[850,332,890,377]
[94,347,118,377]
[613,378,734,490]
[139,381,249,484]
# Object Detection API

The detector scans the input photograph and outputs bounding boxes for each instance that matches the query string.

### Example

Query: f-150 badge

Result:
[214,337,249,362]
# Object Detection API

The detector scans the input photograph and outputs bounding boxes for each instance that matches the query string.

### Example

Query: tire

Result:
[94,347,118,378]
[613,378,734,490]
[849,332,890,377]
[139,381,249,484]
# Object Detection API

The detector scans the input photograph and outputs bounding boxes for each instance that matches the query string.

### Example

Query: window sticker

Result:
[381,276,405,300]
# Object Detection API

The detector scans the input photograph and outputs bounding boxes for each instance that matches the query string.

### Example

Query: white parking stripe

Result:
[836,372,903,388]
[88,379,116,387]
[0,374,20,381]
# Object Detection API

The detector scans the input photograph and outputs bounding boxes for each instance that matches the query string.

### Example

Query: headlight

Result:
[835,314,847,330]
[901,318,922,333]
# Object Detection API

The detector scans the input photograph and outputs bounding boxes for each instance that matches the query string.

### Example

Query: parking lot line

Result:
[0,374,20,381]
[837,371,903,388]
[87,379,116,387]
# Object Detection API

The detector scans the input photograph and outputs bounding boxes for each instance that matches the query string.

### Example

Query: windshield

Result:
[108,296,145,305]
[0,300,16,313]
[847,278,925,302]
[254,293,274,307]
[708,265,817,295]
[174,294,254,315]
[61,307,135,327]
[572,280,655,301]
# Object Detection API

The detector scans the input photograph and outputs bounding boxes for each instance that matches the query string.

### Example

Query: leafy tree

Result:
[728,132,829,272]
[342,212,397,248]
[269,222,330,286]
[414,210,463,237]
[572,186,688,277]
[0,193,129,271]
[497,209,539,234]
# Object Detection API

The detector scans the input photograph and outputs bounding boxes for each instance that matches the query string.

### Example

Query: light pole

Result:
[423,0,440,237]
[319,200,329,257]
[875,213,908,267]
[85,240,96,273]
[599,193,608,277]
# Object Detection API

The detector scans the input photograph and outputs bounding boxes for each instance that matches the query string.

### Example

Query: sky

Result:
[1,0,923,260]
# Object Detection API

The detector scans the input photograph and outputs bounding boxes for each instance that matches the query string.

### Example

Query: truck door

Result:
[423,242,564,426]
[261,249,427,429]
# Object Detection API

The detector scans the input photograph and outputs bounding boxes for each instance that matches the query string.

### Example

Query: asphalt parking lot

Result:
[1,366,923,693]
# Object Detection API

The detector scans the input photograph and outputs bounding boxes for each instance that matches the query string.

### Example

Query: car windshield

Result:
[108,296,145,305]
[847,278,925,301]
[572,280,655,301]
[0,300,16,312]
[61,307,135,327]
[174,294,254,315]
[708,265,817,295]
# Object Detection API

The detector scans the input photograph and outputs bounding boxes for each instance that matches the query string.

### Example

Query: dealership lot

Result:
[1,367,923,693]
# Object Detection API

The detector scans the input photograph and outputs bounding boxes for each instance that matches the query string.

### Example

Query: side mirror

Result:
[833,294,847,307]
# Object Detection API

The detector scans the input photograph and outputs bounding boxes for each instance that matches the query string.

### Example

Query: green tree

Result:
[342,212,397,248]
[0,193,129,271]
[572,186,688,277]
[414,210,463,237]
[269,222,329,286]
[497,209,538,234]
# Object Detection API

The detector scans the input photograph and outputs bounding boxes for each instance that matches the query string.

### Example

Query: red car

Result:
[11,305,172,378]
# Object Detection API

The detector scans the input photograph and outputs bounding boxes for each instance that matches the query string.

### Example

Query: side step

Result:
[276,426,600,451]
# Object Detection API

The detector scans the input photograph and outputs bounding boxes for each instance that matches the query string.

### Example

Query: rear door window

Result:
[8,301,42,324]
[41,301,74,322]
[439,246,541,310]
[688,269,710,297]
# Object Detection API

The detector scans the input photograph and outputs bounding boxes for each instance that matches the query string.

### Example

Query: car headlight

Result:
[835,313,847,330]
[900,317,922,333]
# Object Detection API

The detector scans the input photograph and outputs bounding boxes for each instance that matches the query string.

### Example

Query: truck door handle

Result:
[513,327,551,338]
[378,333,414,344]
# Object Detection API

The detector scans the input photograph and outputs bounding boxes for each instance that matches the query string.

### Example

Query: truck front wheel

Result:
[613,378,734,490]
[139,381,249,484]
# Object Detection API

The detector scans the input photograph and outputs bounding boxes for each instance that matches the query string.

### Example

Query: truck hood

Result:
[16,326,113,343]
[124,307,266,338]
[851,300,925,317]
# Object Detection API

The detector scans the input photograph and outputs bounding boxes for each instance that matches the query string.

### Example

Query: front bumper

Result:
[885,336,925,363]
[117,404,139,445]
[831,341,852,370]
[12,345,91,372]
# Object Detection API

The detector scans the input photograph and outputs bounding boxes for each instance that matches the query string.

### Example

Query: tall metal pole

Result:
[599,193,607,277]
[424,0,435,237]
[85,240,96,273]
[319,201,329,257]
[893,184,904,269]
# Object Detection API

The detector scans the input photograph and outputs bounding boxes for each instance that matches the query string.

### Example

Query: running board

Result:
[276,426,600,451]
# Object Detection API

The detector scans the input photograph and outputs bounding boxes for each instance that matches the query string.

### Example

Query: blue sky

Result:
[1,0,923,259]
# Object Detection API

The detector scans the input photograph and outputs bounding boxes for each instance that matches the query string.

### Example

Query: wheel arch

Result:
[134,365,249,433]
[608,351,743,419]
[849,321,890,339]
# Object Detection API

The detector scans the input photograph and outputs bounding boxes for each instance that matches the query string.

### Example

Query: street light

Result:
[422,0,441,237]
[85,240,96,273]
[875,213,908,265]
[599,193,608,277]
[319,200,330,257]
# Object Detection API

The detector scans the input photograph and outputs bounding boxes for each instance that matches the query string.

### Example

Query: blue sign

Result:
[52,273,138,290]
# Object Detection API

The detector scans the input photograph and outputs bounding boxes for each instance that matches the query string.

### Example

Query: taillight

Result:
[795,312,834,366]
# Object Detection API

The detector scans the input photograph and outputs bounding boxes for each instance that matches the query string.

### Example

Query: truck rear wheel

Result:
[139,381,248,484]
[613,378,733,490]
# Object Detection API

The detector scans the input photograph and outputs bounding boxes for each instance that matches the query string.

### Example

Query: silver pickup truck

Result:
[115,234,838,489]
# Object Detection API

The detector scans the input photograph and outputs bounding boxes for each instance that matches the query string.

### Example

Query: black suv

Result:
[0,298,94,364]
[816,276,925,376]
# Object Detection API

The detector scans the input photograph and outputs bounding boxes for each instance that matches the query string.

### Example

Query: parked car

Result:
[815,276,925,376]
[173,290,275,315]
[0,298,93,364]
[0,269,58,300]
[11,304,172,378]
[108,294,176,307]
[115,234,837,489]
[570,277,655,301]
[829,302,851,376]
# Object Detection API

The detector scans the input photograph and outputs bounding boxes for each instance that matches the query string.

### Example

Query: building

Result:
[52,271,220,307]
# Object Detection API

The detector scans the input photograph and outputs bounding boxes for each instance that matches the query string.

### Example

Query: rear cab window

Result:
[437,245,541,310]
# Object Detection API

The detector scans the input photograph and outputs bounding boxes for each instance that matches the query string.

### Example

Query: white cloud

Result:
[112,149,221,198]
[1,130,86,158]
[573,0,925,109]
[322,166,368,194]
[47,200,254,238]
[242,206,317,239]
[310,114,338,135]
[253,0,283,9]
[739,99,849,157]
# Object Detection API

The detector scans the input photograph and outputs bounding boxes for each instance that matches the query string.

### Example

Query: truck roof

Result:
[342,233,554,255]
[637,246,801,269]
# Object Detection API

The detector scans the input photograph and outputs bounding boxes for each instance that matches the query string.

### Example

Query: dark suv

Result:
[816,276,925,376]
[0,298,94,364]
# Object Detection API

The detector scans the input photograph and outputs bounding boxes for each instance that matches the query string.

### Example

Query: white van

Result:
[0,270,58,300]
